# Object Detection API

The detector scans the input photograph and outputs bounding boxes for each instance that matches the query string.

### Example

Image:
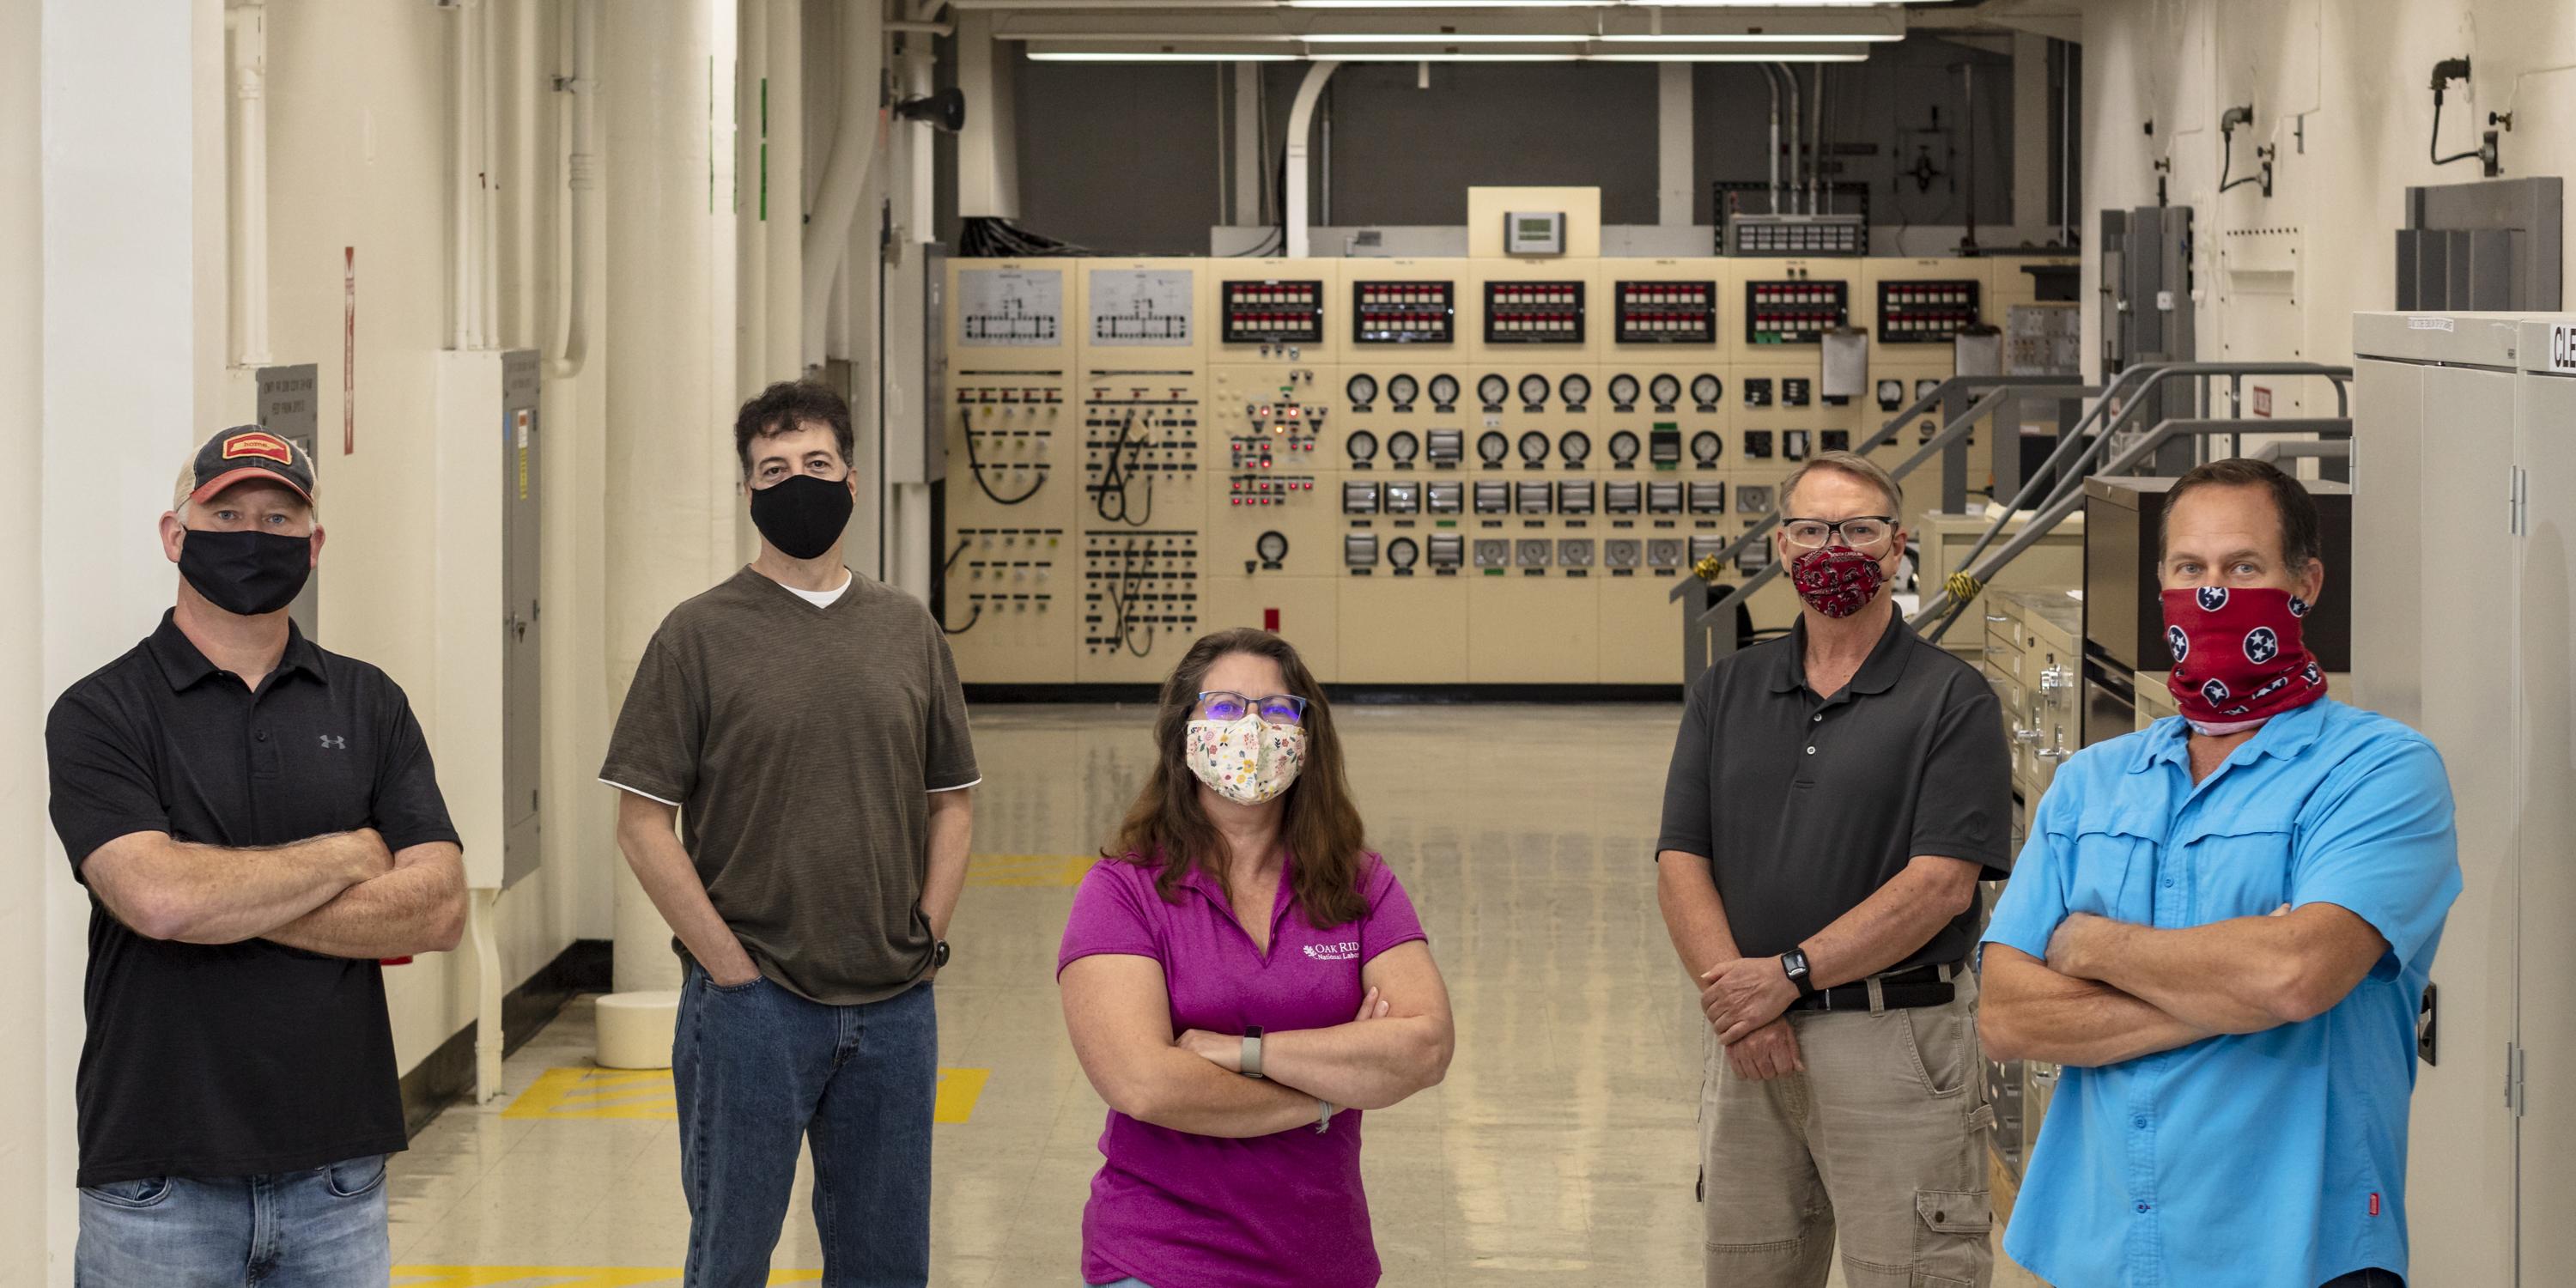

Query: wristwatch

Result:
[1780,949,1818,999]
[1241,1026,1266,1078]
[933,940,951,969]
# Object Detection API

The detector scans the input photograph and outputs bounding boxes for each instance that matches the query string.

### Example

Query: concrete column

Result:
[2014,31,2051,240]
[604,0,738,993]
[955,10,1018,221]
[1658,64,1694,228]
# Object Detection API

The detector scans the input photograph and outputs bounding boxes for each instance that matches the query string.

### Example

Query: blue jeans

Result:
[75,1156,390,1288]
[676,963,939,1288]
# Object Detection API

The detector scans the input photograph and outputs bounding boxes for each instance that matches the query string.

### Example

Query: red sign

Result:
[2251,386,2273,418]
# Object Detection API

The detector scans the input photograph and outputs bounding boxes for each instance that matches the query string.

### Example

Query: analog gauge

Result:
[1517,429,1550,464]
[1915,378,1942,400]
[1559,374,1592,407]
[1477,374,1510,407]
[1477,430,1510,465]
[1690,430,1722,466]
[1558,430,1592,465]
[1649,374,1683,408]
[1387,373,1420,406]
[1518,374,1551,407]
[1256,530,1290,565]
[1608,430,1642,465]
[1388,537,1420,570]
[1608,373,1642,407]
[1346,374,1379,406]
[1346,430,1380,464]
[1691,374,1722,406]
[1427,374,1460,406]
[1386,430,1420,465]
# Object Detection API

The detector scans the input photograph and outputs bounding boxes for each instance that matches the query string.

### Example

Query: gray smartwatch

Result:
[1240,1026,1266,1079]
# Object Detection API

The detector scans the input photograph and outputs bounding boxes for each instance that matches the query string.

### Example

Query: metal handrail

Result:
[1911,416,2354,643]
[1664,375,2078,605]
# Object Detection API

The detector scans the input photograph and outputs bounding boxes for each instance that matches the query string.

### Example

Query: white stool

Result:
[593,990,680,1070]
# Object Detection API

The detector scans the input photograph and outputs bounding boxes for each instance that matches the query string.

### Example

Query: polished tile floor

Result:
[388,702,2044,1286]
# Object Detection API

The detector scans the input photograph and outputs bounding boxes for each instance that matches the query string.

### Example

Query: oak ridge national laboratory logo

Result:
[1303,941,1359,963]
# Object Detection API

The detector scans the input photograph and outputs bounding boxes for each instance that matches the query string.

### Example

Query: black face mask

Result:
[749,472,854,561]
[179,528,313,617]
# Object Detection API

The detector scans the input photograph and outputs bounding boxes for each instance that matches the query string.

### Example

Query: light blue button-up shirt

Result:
[1981,698,2460,1288]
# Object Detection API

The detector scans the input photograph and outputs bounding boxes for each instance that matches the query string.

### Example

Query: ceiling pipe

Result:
[1284,59,1340,257]
[803,3,889,374]
[1806,62,1822,213]
[1774,61,1801,215]
[450,0,475,348]
[1759,63,1783,213]
[551,0,597,378]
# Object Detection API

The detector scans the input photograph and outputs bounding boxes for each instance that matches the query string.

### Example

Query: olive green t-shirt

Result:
[600,568,980,1005]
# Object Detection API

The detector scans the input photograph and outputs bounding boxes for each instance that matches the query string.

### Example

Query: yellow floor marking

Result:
[501,1067,992,1124]
[964,852,1097,888]
[395,1270,819,1286]
[934,1066,991,1123]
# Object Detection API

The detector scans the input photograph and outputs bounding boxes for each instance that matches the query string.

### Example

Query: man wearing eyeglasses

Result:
[1656,451,2014,1288]
[600,381,979,1287]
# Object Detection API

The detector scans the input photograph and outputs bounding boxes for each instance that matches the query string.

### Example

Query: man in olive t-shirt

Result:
[601,382,977,1288]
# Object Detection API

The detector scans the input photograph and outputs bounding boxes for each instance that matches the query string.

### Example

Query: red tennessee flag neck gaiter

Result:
[2161,586,2328,733]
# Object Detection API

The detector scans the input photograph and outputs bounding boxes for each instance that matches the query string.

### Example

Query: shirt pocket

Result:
[2051,807,2162,922]
[2179,806,2297,923]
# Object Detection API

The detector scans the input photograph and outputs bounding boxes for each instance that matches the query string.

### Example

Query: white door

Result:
[2515,356,2576,1286]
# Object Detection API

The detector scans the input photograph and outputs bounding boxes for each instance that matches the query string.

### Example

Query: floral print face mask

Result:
[1185,714,1308,805]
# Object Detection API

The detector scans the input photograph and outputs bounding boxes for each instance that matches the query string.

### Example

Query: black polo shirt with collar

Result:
[45,611,458,1188]
[1656,608,2013,973]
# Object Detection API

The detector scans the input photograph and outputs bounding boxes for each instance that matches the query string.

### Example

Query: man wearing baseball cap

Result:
[45,426,467,1285]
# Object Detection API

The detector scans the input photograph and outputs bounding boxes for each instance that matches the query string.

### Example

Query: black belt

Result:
[1785,958,1965,1014]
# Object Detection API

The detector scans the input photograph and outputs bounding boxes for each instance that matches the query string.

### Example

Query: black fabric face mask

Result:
[749,472,854,561]
[179,528,313,617]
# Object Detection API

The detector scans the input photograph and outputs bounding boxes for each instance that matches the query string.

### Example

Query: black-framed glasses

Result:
[1780,515,1897,550]
[1195,690,1309,726]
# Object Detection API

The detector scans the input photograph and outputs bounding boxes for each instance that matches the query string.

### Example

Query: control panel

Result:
[1221,279,1324,346]
[1875,279,1982,344]
[1613,281,1716,344]
[1746,279,1850,344]
[1352,281,1455,345]
[1482,281,1586,344]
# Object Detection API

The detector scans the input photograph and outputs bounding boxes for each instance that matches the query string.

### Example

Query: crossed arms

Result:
[82,828,467,960]
[1059,942,1455,1139]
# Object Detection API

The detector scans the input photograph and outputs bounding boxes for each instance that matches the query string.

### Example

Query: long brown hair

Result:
[1103,628,1372,928]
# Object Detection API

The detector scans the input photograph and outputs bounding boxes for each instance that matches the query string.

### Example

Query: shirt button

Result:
[1805,746,1817,756]
[1813,714,1823,723]
[2162,878,2174,889]
[2136,1202,2151,1213]
[2133,1116,2148,1129]
[255,732,269,743]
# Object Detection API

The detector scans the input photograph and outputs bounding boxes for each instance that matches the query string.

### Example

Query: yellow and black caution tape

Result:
[1692,555,1727,584]
[1944,570,1984,607]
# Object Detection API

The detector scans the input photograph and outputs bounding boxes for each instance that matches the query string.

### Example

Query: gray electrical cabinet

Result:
[2099,205,2197,475]
[2395,177,2563,312]
[499,351,543,889]
[256,363,322,639]
[2352,311,2576,1288]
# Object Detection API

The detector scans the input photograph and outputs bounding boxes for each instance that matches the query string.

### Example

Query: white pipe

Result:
[1284,60,1338,258]
[738,0,769,392]
[763,0,802,383]
[471,887,502,1103]
[802,5,885,374]
[1759,64,1782,214]
[452,2,473,349]
[1775,62,1801,218]
[480,0,501,347]
[514,0,541,347]
[1806,63,1821,215]
[551,0,596,379]
[227,1,270,368]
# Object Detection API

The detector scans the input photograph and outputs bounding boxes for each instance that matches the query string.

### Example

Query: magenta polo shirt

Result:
[1056,852,1427,1288]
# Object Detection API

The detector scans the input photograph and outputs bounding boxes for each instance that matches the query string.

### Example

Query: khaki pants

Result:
[1698,969,1994,1288]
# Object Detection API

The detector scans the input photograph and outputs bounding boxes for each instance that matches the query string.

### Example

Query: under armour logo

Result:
[319,734,346,750]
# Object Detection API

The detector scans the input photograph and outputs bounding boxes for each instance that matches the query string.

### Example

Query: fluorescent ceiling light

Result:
[1595,30,1899,41]
[1302,30,1589,40]
[1285,1,1618,8]
[1590,51,1868,59]
[1026,50,1300,59]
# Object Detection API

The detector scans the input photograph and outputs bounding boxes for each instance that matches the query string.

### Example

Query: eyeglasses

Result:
[1780,516,1897,550]
[1195,690,1309,726]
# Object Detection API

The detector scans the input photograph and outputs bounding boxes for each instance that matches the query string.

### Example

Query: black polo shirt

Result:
[45,611,458,1188]
[1656,610,2013,973]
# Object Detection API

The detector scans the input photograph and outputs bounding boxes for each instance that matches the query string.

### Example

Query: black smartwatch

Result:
[933,940,951,969]
[1780,949,1817,998]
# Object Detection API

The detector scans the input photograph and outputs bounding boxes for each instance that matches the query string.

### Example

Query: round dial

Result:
[1517,429,1550,464]
[1387,537,1420,570]
[1559,374,1592,407]
[1346,429,1379,464]
[1346,374,1379,406]
[1477,430,1510,465]
[1558,430,1592,465]
[1690,430,1722,465]
[1256,531,1290,564]
[1691,374,1722,406]
[1477,374,1510,407]
[1427,374,1460,406]
[1608,430,1642,465]
[1649,374,1683,407]
[1386,373,1419,406]
[1608,374,1642,407]
[1518,374,1551,407]
[1386,430,1420,464]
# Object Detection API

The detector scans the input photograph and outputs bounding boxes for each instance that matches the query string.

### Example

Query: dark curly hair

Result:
[734,380,855,479]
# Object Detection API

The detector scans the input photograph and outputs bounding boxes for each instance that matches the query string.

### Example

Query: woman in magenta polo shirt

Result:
[1057,628,1456,1288]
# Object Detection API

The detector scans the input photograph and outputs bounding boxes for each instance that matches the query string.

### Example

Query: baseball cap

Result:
[190,425,316,507]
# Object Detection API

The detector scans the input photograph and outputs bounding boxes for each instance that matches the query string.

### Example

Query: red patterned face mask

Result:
[1789,545,1887,619]
[2161,586,2328,731]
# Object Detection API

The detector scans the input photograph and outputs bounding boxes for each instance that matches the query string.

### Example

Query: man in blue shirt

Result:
[1980,458,2460,1288]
